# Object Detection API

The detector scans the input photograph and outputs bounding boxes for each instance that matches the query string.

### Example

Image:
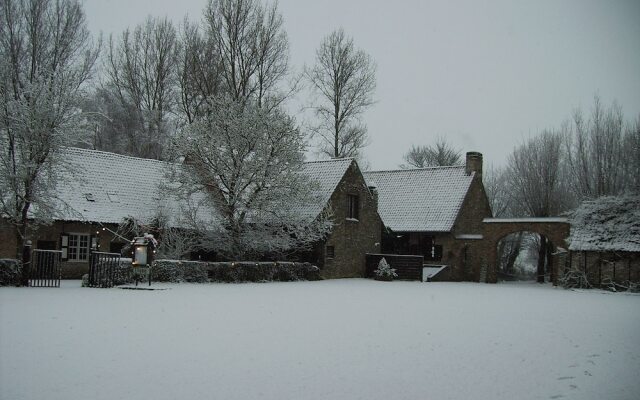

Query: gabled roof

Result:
[53,147,209,227]
[568,195,640,252]
[50,147,353,227]
[363,166,474,232]
[296,158,354,220]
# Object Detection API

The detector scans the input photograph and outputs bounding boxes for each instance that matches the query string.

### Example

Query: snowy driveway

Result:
[1,280,639,400]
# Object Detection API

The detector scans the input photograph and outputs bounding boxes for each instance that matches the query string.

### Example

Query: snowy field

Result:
[1,280,639,400]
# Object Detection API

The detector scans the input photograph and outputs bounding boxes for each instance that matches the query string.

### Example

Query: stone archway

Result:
[481,218,570,284]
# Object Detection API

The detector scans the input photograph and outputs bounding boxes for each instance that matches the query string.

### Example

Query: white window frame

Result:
[67,233,90,262]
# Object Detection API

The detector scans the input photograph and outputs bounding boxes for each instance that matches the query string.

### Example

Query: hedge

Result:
[151,260,321,283]
[0,259,21,286]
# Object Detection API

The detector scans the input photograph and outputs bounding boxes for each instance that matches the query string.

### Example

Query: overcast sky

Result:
[83,0,640,171]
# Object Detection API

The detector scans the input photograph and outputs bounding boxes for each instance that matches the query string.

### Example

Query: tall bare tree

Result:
[565,95,628,199]
[402,137,462,168]
[0,0,99,279]
[104,16,179,159]
[204,0,289,107]
[483,165,510,218]
[505,130,573,282]
[623,114,640,193]
[306,28,376,159]
[177,19,223,124]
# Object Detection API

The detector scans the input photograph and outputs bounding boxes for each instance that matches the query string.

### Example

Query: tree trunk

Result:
[15,223,30,286]
[505,233,524,275]
[537,235,547,283]
[546,242,555,284]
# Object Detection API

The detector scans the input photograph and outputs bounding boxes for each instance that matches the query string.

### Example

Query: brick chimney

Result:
[465,151,483,178]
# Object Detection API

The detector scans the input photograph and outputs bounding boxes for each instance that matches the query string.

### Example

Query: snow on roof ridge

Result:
[365,165,466,174]
[64,146,169,165]
[303,157,354,165]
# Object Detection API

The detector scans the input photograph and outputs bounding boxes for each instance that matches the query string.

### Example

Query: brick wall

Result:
[482,221,570,283]
[0,220,126,279]
[0,219,18,260]
[447,175,493,281]
[321,162,383,279]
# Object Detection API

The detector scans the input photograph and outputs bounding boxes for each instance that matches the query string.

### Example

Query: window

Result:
[106,191,120,203]
[326,246,335,259]
[347,194,359,220]
[67,234,90,261]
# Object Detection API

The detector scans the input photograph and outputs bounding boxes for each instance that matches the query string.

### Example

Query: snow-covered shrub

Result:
[301,263,321,281]
[374,258,397,281]
[0,259,21,286]
[181,261,209,283]
[560,269,591,289]
[151,260,187,282]
[150,260,208,283]
[600,278,640,293]
[113,258,134,285]
[205,262,233,282]
[151,260,320,283]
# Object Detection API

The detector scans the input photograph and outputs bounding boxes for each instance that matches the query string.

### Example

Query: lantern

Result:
[132,237,149,267]
[130,234,156,287]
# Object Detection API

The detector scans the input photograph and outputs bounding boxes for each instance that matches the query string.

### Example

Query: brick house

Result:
[0,147,381,279]
[302,159,383,278]
[565,195,640,286]
[363,152,493,281]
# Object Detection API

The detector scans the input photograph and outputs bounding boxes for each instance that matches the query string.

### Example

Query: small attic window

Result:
[84,193,95,202]
[107,191,120,203]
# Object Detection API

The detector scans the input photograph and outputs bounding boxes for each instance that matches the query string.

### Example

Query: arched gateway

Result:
[482,218,570,284]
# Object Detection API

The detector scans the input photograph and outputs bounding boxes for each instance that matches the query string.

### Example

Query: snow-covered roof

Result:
[363,166,474,232]
[295,158,354,220]
[568,195,640,252]
[454,234,484,240]
[50,147,353,227]
[483,217,569,223]
[52,147,212,227]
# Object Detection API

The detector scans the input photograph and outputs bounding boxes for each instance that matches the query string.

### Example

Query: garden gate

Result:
[29,249,62,287]
[88,251,121,288]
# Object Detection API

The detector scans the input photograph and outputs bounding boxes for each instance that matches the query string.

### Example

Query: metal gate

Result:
[30,249,62,287]
[88,251,121,288]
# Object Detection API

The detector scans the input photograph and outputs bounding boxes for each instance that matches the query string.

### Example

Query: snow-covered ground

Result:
[1,280,639,400]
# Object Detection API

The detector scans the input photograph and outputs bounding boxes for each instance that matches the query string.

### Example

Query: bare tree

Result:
[104,16,179,159]
[401,137,462,168]
[483,165,510,218]
[0,0,99,280]
[306,28,376,159]
[171,96,331,259]
[565,95,628,199]
[497,232,525,277]
[623,114,640,194]
[177,19,223,124]
[505,130,573,282]
[204,0,289,107]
